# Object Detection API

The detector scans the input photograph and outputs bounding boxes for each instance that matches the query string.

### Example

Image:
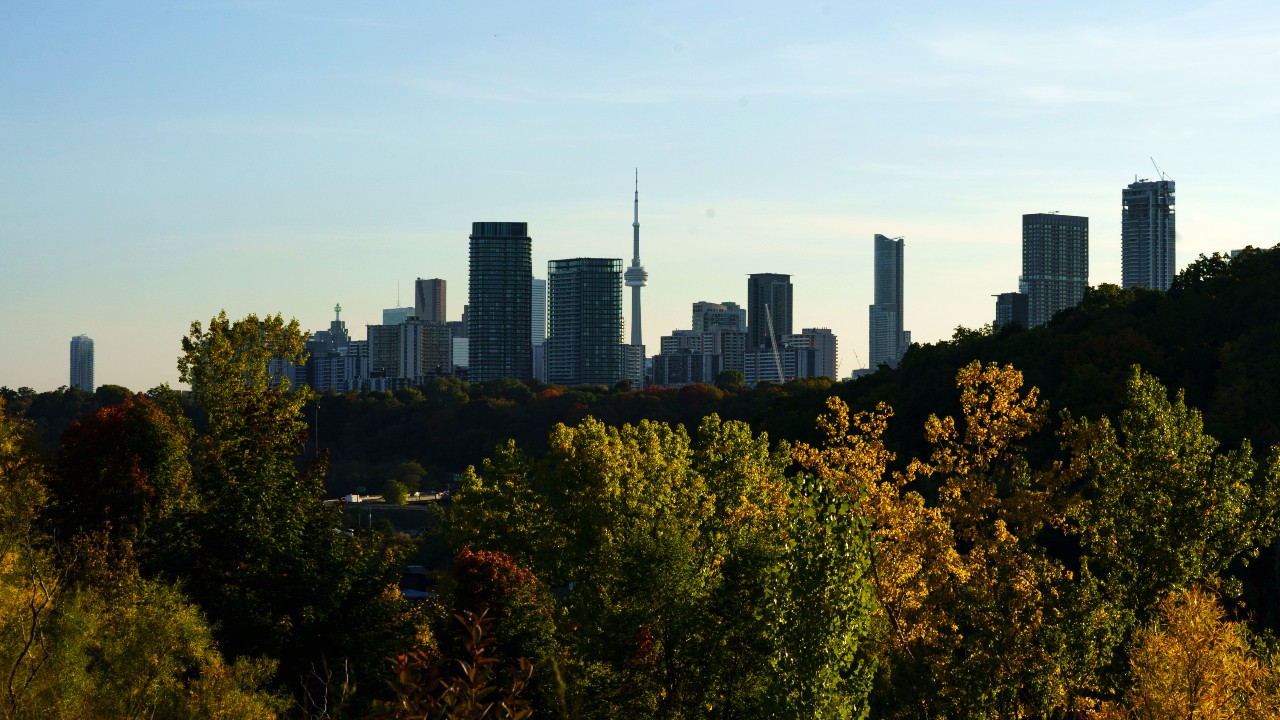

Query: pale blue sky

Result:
[3,1,1278,391]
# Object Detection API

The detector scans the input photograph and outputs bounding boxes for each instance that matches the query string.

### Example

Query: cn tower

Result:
[623,170,648,348]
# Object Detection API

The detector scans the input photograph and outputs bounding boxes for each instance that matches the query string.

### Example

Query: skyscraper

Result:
[414,278,447,324]
[623,171,648,348]
[869,234,909,369]
[1122,179,1176,291]
[547,258,623,386]
[746,274,793,351]
[468,222,533,382]
[69,334,94,392]
[532,276,548,382]
[531,277,547,345]
[1023,213,1089,327]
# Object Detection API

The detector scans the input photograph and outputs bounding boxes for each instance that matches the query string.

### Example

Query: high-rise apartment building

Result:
[621,344,644,388]
[69,334,94,392]
[1023,213,1089,327]
[367,324,400,378]
[398,320,452,379]
[345,340,369,388]
[747,274,793,351]
[993,292,1030,330]
[532,276,548,382]
[869,234,909,369]
[531,278,547,345]
[547,258,623,386]
[414,278,447,324]
[692,301,746,333]
[786,328,838,380]
[1122,179,1176,291]
[469,222,533,382]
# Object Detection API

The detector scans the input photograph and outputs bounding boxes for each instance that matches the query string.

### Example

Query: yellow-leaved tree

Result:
[1094,585,1280,720]
[796,362,1085,719]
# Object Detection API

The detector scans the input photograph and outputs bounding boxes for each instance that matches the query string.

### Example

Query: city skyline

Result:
[4,2,1280,391]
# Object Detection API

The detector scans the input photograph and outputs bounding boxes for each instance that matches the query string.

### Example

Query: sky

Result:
[3,0,1279,391]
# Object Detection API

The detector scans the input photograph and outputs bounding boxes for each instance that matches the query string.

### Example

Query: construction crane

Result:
[764,304,785,384]
[1150,157,1172,182]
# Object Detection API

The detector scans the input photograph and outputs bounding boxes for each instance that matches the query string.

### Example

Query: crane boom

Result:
[1150,156,1171,182]
[765,304,785,384]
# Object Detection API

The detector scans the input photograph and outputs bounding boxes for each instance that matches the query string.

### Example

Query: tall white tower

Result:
[623,170,648,348]
[69,334,94,392]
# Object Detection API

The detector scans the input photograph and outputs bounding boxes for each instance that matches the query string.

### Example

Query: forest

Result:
[3,246,1280,718]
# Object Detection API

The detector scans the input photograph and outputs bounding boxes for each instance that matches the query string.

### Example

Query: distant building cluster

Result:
[192,170,1183,395]
[993,176,1176,331]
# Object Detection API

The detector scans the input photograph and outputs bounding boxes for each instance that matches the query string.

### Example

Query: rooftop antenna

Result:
[1150,157,1171,182]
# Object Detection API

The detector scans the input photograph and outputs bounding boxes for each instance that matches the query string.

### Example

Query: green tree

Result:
[764,472,877,719]
[450,411,883,718]
[1065,366,1280,618]
[391,461,426,493]
[383,479,409,505]
[0,395,284,719]
[715,369,746,390]
[177,312,417,706]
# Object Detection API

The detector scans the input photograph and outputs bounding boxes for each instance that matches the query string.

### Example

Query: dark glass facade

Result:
[1022,213,1088,328]
[547,258,623,386]
[746,273,793,351]
[468,222,532,381]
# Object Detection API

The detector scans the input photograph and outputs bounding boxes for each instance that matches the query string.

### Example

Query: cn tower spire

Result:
[623,169,648,349]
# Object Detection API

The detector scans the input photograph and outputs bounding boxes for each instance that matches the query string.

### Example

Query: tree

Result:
[1094,585,1280,720]
[370,611,534,720]
[176,312,416,704]
[764,471,878,719]
[450,547,556,676]
[715,370,745,390]
[449,414,808,718]
[802,363,1085,719]
[391,461,426,493]
[1065,366,1280,618]
[0,397,47,539]
[383,479,409,505]
[51,394,196,566]
[0,395,283,719]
